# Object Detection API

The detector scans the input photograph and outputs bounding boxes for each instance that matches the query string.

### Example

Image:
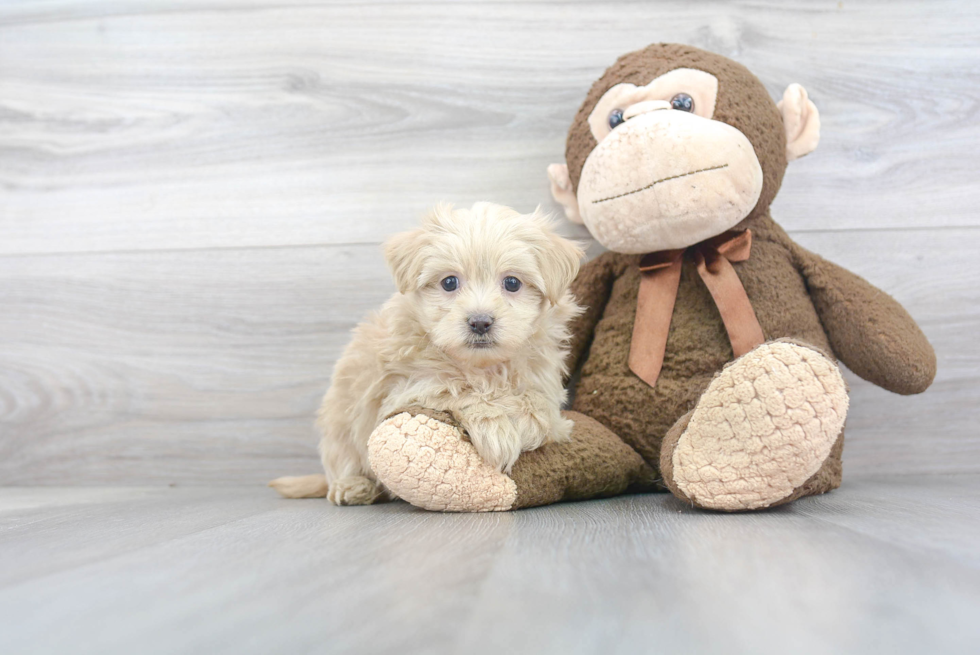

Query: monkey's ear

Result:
[547,163,584,224]
[777,84,820,161]
[383,227,428,294]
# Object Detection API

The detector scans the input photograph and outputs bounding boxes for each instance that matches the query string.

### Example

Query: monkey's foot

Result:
[660,340,848,511]
[368,407,656,512]
[367,408,518,512]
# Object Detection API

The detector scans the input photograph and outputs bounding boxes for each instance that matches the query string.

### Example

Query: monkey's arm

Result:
[565,251,620,375]
[792,244,936,395]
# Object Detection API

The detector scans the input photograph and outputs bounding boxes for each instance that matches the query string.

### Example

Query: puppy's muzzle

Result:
[467,314,494,336]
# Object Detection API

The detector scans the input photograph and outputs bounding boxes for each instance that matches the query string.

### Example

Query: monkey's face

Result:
[551,45,820,254]
[576,68,764,253]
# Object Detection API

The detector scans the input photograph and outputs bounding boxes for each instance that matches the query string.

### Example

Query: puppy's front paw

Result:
[530,412,575,445]
[327,476,382,506]
[464,416,524,473]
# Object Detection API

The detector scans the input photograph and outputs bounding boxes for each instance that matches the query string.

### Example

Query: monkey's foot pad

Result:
[368,411,517,512]
[662,341,849,511]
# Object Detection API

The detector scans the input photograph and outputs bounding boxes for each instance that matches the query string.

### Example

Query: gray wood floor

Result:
[1,476,979,655]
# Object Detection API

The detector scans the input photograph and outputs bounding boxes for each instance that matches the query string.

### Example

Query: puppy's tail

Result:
[268,474,328,498]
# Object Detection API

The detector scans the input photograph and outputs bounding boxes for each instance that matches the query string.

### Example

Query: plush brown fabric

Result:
[564,251,619,383]
[510,411,658,509]
[628,230,765,388]
[658,409,694,505]
[373,43,933,513]
[567,215,841,465]
[562,210,933,508]
[566,43,787,225]
[380,407,658,510]
[560,42,936,489]
[789,243,937,394]
[551,34,936,508]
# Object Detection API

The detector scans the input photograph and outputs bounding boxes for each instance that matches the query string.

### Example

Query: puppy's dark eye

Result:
[441,276,459,292]
[503,276,522,293]
[670,93,694,112]
[607,108,625,130]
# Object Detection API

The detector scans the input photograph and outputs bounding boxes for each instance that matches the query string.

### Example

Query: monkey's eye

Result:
[503,276,522,293]
[607,108,625,130]
[670,93,695,112]
[441,276,459,292]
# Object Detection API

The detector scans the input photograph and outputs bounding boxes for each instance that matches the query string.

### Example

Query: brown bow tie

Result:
[628,229,766,388]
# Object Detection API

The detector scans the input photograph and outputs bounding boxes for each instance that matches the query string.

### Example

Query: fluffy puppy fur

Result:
[270,202,583,505]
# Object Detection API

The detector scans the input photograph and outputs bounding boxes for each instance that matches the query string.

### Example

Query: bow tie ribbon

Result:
[628,229,766,388]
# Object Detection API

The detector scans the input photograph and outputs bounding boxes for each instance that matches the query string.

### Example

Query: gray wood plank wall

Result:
[1,0,978,485]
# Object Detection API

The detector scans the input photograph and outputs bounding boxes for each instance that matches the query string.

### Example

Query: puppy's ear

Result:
[383,227,428,294]
[531,211,584,304]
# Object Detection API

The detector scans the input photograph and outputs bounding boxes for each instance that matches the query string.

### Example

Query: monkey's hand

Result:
[795,246,936,395]
[565,252,622,380]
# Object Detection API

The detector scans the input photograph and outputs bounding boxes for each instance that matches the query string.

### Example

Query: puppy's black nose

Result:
[468,314,494,335]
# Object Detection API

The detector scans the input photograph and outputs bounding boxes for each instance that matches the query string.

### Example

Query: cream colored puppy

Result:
[270,202,583,505]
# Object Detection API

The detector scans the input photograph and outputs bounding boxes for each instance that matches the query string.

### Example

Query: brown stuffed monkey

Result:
[367,43,936,512]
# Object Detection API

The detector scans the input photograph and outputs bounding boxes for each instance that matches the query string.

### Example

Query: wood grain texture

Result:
[0,0,978,484]
[1,0,979,254]
[1,479,979,654]
[0,244,394,484]
[0,229,976,484]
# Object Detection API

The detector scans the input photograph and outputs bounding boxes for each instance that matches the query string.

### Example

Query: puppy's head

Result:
[384,202,583,363]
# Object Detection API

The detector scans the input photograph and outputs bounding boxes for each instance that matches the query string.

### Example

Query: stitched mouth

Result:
[591,163,729,204]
